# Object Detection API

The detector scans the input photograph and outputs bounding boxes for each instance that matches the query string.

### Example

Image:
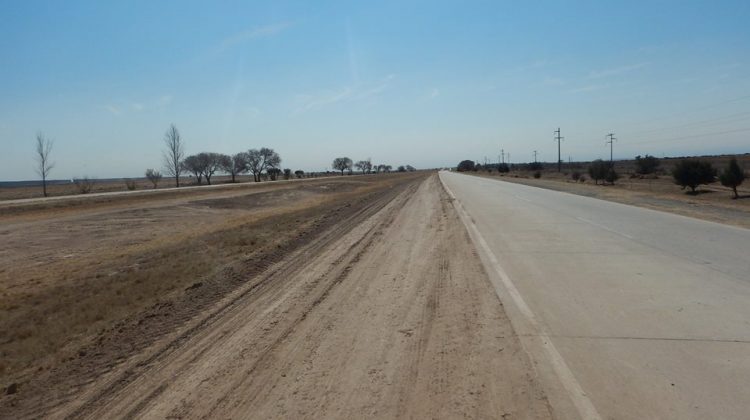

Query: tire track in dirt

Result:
[12,174,551,419]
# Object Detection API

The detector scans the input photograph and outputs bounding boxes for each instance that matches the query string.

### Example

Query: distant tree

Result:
[457,160,475,172]
[34,132,54,197]
[719,158,745,199]
[182,155,204,184]
[588,159,610,185]
[267,167,281,180]
[384,164,392,173]
[198,152,224,185]
[405,165,416,172]
[635,154,660,175]
[497,163,510,173]
[246,147,281,182]
[221,152,247,183]
[125,179,137,190]
[145,168,162,188]
[294,170,305,179]
[355,159,372,174]
[672,159,717,193]
[332,157,353,175]
[162,124,185,187]
[397,165,406,172]
[283,168,292,180]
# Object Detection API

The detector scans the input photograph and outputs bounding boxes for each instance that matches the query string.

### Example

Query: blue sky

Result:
[2,0,749,180]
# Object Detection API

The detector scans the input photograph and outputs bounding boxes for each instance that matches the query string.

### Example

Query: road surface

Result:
[440,171,750,419]
[28,175,550,419]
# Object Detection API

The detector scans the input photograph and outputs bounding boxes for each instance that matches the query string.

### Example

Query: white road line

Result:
[441,174,602,420]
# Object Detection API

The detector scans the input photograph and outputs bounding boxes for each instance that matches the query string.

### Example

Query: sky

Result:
[1,0,750,181]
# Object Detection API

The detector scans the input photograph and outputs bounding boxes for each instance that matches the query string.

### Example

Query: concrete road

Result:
[440,171,750,420]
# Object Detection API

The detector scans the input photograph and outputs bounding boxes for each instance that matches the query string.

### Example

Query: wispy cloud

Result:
[294,74,396,114]
[429,88,440,99]
[104,105,121,116]
[218,22,292,52]
[568,84,608,94]
[588,62,648,79]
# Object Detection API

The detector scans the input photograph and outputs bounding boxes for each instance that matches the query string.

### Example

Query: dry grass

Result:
[0,173,422,383]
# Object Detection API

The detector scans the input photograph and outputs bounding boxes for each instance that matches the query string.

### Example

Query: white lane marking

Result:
[441,174,602,420]
[575,217,634,239]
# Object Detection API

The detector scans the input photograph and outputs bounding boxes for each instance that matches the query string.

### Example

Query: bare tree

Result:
[145,169,162,188]
[162,124,184,187]
[332,157,353,175]
[34,132,54,197]
[200,152,224,185]
[354,159,372,174]
[221,153,247,183]
[246,147,281,182]
[182,155,204,184]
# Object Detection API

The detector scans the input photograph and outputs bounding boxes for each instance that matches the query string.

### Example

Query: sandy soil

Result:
[2,174,550,419]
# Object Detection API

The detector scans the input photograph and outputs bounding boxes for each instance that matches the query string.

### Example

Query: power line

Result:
[628,93,750,130]
[628,126,750,146]
[626,111,750,137]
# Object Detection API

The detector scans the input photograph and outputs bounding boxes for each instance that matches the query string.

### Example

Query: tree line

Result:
[31,124,414,197]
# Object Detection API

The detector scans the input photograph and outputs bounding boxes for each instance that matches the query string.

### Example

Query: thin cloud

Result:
[589,62,648,79]
[294,75,396,113]
[104,105,121,116]
[429,88,440,99]
[218,22,292,52]
[568,84,607,94]
[131,103,144,111]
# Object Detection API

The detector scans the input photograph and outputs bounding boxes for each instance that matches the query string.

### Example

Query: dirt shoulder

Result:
[0,173,423,405]
[2,173,550,419]
[472,171,750,229]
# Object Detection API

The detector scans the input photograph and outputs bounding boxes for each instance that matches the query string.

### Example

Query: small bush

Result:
[579,176,586,183]
[533,171,541,179]
[73,177,96,194]
[145,169,162,189]
[283,168,292,180]
[605,168,620,184]
[672,159,716,193]
[588,160,610,185]
[635,155,660,175]
[125,179,137,190]
[571,171,581,181]
[497,163,510,173]
[294,170,305,179]
[719,158,745,199]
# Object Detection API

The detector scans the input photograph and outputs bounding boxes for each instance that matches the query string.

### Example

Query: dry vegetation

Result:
[0,173,425,394]
[472,154,750,227]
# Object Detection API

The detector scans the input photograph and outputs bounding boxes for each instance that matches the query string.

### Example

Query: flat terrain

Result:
[441,171,750,419]
[1,173,549,419]
[472,156,750,228]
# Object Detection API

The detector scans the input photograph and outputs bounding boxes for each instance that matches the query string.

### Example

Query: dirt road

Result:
[11,174,549,419]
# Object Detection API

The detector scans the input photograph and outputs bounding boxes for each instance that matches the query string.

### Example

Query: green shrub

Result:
[719,158,745,199]
[672,159,716,193]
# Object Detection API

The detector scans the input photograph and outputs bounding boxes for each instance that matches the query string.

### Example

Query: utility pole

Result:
[606,133,616,163]
[554,128,563,172]
[533,150,538,163]
[501,149,505,164]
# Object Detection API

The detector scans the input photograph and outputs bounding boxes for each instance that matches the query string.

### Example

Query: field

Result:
[0,172,550,419]
[472,154,750,228]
